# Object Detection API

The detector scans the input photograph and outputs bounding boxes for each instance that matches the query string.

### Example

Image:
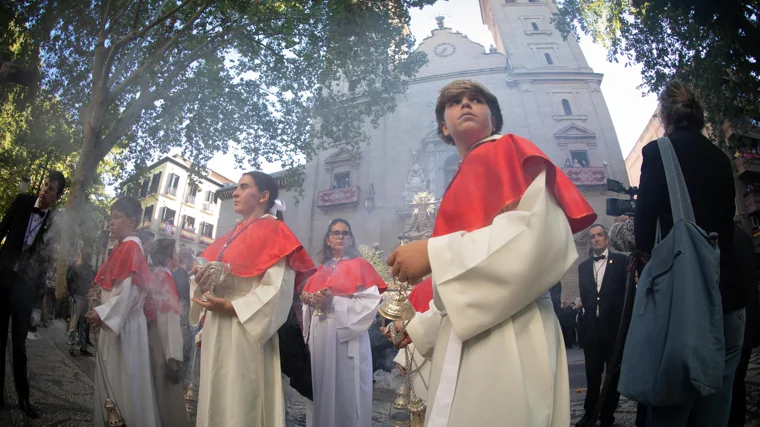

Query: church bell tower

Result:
[478,0,629,187]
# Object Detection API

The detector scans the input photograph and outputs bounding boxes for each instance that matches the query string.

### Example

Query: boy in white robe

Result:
[87,196,160,427]
[385,80,597,427]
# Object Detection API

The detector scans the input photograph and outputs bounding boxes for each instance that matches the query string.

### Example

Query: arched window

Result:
[443,154,459,187]
[531,22,539,31]
[562,99,573,115]
[544,53,554,65]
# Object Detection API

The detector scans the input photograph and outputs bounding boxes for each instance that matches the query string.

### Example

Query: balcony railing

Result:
[563,166,607,187]
[137,219,151,231]
[180,228,197,241]
[316,186,360,208]
[200,234,214,245]
[186,194,197,205]
[159,221,175,235]
[165,187,178,197]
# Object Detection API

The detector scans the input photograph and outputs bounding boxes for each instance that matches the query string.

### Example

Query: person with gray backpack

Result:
[620,80,743,427]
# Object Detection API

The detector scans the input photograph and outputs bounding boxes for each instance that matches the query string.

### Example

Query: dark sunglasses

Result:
[329,230,351,238]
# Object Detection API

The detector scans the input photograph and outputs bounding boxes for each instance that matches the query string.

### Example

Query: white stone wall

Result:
[218,2,631,301]
[138,158,227,254]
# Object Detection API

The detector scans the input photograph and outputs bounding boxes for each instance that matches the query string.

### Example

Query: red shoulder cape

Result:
[95,240,151,291]
[145,269,181,321]
[408,134,597,312]
[303,257,387,296]
[201,218,316,284]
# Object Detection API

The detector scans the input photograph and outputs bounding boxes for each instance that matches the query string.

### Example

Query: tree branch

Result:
[99,78,159,157]
[109,3,212,99]
[102,0,196,85]
[103,0,136,39]
[131,0,144,31]
[107,0,174,87]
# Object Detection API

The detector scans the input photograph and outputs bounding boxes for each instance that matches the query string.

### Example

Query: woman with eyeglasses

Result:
[300,218,387,427]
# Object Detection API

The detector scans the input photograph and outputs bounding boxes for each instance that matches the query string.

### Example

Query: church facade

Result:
[217,0,629,300]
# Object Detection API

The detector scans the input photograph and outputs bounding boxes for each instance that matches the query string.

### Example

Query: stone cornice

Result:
[409,67,604,86]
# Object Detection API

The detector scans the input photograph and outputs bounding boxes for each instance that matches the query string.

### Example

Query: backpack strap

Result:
[656,137,696,224]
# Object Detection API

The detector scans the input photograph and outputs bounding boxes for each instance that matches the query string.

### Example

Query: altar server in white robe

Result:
[147,238,187,426]
[384,80,598,427]
[301,218,387,427]
[191,171,315,427]
[87,196,161,427]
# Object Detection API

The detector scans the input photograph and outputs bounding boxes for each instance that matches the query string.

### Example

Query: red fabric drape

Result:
[201,218,316,283]
[94,240,151,291]
[303,257,387,296]
[407,134,597,312]
[144,268,181,321]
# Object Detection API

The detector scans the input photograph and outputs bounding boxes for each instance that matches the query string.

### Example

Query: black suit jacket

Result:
[0,194,54,305]
[578,251,628,347]
[634,128,738,312]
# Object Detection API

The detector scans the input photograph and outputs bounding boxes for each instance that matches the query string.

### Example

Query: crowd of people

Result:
[0,78,756,427]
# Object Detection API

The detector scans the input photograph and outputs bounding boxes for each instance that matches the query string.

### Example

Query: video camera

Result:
[606,179,637,217]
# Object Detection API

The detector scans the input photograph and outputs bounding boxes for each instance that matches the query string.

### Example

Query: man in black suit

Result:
[0,171,66,418]
[576,224,628,427]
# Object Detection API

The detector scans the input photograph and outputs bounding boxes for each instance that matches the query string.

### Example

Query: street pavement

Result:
[2,319,758,426]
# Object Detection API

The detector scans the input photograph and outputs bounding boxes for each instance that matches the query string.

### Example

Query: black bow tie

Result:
[32,207,46,216]
[593,255,606,262]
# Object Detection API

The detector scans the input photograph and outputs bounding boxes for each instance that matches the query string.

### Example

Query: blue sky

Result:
[207,0,658,179]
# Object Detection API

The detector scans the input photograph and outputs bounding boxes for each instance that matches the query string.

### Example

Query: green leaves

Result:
[555,0,759,147]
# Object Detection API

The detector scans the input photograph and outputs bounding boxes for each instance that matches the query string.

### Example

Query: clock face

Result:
[433,43,456,57]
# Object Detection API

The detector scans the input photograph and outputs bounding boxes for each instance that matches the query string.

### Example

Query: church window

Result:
[201,222,214,238]
[161,207,176,224]
[562,99,573,115]
[140,178,149,198]
[570,151,590,167]
[149,172,162,194]
[544,53,554,65]
[183,215,195,231]
[332,171,351,189]
[185,184,199,204]
[164,173,180,196]
[443,154,459,187]
[143,205,154,221]
[531,22,539,31]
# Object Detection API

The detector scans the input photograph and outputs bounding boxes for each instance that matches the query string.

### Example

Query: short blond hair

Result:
[434,80,503,145]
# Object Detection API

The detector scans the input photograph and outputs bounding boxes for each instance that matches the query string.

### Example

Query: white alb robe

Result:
[302,286,382,427]
[406,169,574,427]
[93,236,161,427]
[190,258,295,427]
[148,267,187,427]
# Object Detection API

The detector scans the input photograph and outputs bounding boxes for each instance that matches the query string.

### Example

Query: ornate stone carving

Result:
[563,166,607,186]
[402,148,429,205]
[400,192,437,241]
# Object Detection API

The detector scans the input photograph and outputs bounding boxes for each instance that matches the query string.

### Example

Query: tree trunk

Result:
[54,95,108,299]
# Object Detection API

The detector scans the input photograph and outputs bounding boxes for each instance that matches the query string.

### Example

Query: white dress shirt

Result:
[24,198,48,247]
[593,248,609,293]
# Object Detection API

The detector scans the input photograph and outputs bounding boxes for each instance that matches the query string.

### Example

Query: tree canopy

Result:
[3,0,436,297]
[555,0,759,146]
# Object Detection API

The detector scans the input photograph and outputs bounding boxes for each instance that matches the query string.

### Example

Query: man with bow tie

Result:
[0,171,66,418]
[576,224,628,427]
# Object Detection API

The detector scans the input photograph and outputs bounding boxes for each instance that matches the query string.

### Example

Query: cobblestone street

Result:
[2,319,759,426]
